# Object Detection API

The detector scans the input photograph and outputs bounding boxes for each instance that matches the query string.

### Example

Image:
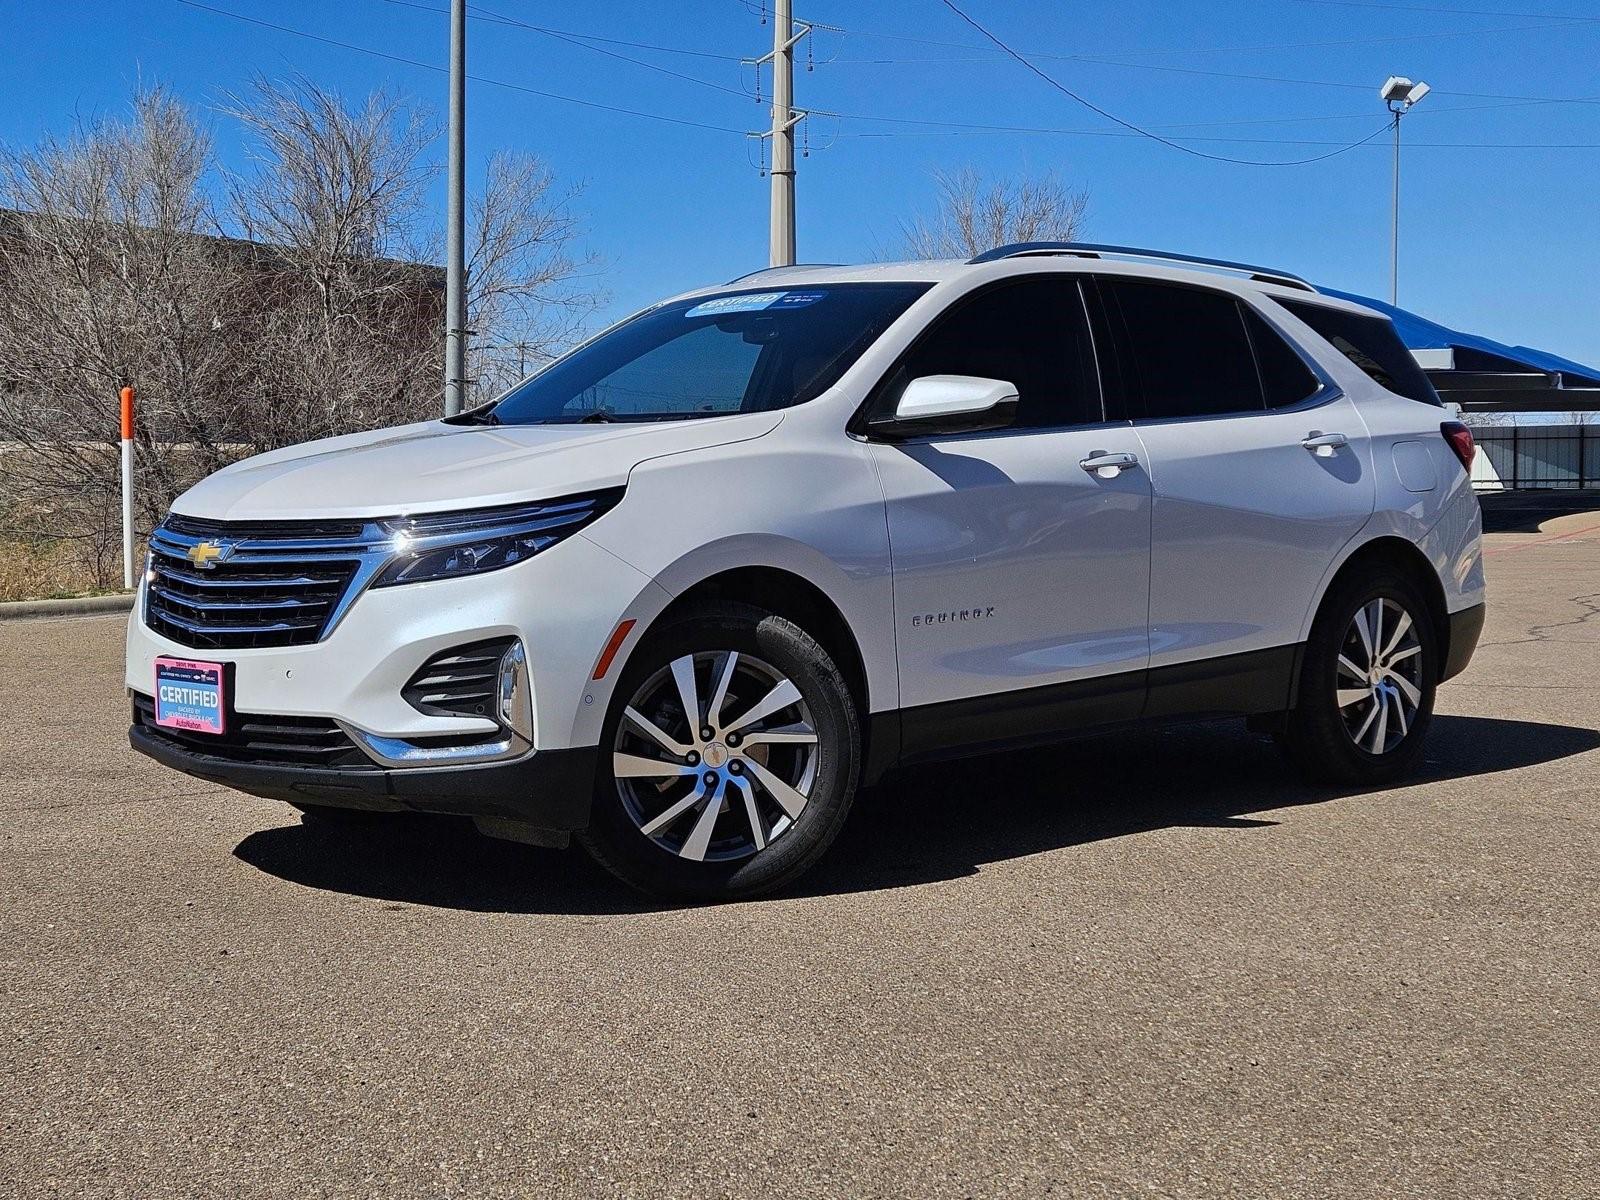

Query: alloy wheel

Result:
[1335,597,1424,755]
[611,650,819,862]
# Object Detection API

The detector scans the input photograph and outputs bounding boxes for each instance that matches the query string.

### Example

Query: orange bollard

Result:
[120,386,135,590]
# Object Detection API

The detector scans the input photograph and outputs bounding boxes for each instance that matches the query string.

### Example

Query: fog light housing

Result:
[345,637,536,768]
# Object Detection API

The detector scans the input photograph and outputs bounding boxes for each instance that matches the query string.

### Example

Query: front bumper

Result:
[129,718,597,828]
[126,531,672,751]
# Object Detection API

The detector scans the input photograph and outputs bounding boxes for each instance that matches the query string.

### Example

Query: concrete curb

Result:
[0,593,136,621]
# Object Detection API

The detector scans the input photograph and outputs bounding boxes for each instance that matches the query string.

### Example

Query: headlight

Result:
[372,489,622,587]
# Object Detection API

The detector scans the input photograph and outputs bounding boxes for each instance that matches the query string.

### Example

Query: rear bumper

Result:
[129,722,596,829]
[1442,602,1486,682]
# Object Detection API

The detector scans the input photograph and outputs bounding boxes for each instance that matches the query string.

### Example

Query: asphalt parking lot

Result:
[3,497,1597,1199]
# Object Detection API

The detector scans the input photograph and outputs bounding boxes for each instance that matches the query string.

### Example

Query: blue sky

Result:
[5,0,1598,363]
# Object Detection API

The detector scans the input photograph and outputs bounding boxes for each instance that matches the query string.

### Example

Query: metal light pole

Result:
[444,0,467,416]
[1381,76,1430,307]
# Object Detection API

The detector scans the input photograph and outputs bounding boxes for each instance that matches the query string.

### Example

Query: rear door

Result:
[1090,276,1374,713]
[866,275,1152,756]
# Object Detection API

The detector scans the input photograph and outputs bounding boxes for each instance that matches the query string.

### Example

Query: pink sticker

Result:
[154,657,227,735]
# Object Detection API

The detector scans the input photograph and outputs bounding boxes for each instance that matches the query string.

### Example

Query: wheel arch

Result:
[1307,535,1451,668]
[641,566,872,723]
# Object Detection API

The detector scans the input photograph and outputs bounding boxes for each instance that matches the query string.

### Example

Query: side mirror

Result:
[871,374,1020,438]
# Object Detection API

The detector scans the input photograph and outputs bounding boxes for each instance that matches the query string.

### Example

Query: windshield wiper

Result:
[448,405,500,426]
[575,407,619,423]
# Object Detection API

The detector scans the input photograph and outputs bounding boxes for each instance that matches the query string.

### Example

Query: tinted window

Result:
[885,277,1102,429]
[1242,306,1320,409]
[1280,300,1441,405]
[489,283,930,424]
[1103,279,1263,419]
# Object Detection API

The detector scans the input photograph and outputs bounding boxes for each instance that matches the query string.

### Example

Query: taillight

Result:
[1441,421,1475,472]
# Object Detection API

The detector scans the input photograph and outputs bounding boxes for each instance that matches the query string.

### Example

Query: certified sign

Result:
[153,657,227,735]
[683,290,828,319]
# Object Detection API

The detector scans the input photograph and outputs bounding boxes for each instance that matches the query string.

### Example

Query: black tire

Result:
[578,600,861,901]
[1279,565,1438,785]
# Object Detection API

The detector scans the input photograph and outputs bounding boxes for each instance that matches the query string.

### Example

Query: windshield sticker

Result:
[685,290,827,318]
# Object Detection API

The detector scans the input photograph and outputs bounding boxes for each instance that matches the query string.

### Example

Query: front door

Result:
[866,275,1153,759]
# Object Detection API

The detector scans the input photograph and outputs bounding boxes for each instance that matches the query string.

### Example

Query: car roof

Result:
[669,250,1384,319]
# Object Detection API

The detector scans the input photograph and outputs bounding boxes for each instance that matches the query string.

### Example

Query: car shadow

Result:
[232,713,1598,914]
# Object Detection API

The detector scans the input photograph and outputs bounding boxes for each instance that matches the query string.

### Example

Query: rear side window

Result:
[1242,307,1320,409]
[1100,279,1264,420]
[885,276,1102,429]
[1280,300,1441,405]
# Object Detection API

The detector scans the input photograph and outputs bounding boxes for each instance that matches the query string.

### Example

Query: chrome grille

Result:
[144,492,621,652]
[145,515,389,650]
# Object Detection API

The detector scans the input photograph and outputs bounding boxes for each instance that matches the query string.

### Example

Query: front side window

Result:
[485,283,930,425]
[1279,300,1442,405]
[1101,279,1264,420]
[880,276,1102,429]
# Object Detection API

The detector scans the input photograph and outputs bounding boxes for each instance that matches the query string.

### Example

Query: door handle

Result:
[1079,450,1140,478]
[1301,431,1349,457]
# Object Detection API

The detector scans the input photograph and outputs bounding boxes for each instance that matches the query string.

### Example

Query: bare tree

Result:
[0,78,603,592]
[467,151,601,398]
[221,75,443,449]
[225,77,602,413]
[0,86,241,579]
[897,167,1088,260]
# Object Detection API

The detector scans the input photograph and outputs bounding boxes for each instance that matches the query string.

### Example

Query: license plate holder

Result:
[153,657,228,735]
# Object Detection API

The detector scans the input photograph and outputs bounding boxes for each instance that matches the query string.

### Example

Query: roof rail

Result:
[724,263,841,286]
[967,242,1316,292]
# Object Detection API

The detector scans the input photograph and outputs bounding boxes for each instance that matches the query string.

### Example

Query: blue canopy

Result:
[1321,288,1600,388]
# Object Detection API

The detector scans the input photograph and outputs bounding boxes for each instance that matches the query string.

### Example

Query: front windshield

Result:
[486,283,930,425]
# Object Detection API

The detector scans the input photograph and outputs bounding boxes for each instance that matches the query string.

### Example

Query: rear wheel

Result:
[579,601,860,901]
[1279,567,1438,785]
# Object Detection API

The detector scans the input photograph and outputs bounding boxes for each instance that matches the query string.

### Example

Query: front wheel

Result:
[1279,567,1438,785]
[578,601,861,901]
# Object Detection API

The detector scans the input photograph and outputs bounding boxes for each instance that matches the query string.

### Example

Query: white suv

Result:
[128,243,1485,900]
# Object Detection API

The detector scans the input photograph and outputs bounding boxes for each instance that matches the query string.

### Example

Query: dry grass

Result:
[0,536,122,602]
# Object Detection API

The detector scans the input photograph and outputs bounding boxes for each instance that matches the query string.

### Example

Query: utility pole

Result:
[1380,76,1429,307]
[750,1,809,267]
[444,0,467,415]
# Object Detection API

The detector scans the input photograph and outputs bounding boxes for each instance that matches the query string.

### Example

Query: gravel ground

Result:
[2,497,1597,1198]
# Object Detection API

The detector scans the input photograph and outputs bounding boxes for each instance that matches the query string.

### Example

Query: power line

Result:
[172,0,1600,157]
[377,0,754,97]
[173,0,748,134]
[803,9,1600,107]
[822,16,1587,61]
[1047,56,1600,105]
[1299,0,1600,20]
[830,125,1600,149]
[385,0,748,59]
[1142,92,1600,129]
[816,101,1600,144]
[934,0,1394,166]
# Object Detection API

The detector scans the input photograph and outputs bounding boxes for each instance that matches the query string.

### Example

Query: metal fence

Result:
[1469,424,1600,490]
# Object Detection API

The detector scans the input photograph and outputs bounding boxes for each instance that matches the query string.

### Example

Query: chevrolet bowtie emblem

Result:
[186,541,229,569]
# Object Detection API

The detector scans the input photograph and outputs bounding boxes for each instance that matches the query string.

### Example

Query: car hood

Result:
[170,412,784,521]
